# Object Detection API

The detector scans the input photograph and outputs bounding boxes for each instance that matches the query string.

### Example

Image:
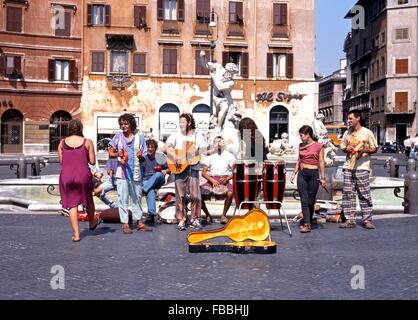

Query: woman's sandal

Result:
[72,236,80,242]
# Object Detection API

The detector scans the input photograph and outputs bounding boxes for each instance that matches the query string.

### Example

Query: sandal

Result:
[72,236,80,242]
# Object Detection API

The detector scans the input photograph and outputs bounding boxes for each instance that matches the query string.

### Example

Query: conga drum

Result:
[233,160,259,210]
[262,160,286,209]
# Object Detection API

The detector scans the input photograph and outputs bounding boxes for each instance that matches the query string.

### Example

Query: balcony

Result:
[161,20,180,35]
[194,21,210,36]
[271,25,290,39]
[227,23,244,37]
[386,103,416,115]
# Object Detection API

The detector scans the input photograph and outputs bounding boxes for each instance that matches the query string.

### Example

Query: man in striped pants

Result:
[339,111,378,229]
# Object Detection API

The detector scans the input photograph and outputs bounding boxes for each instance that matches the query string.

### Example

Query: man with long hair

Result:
[163,113,207,231]
[108,113,151,234]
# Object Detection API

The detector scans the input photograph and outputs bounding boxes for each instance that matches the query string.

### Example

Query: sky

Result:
[315,0,353,76]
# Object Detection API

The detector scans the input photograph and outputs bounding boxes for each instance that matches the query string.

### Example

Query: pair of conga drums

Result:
[233,160,286,210]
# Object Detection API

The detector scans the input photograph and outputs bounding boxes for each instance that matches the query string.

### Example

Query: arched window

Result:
[1,109,23,153]
[192,104,210,132]
[269,105,289,143]
[159,103,180,141]
[49,111,72,152]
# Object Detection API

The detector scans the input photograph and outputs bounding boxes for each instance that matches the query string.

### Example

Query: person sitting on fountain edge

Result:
[142,139,170,225]
[200,135,236,225]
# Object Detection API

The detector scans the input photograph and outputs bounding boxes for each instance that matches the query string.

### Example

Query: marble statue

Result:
[320,129,337,166]
[200,50,240,129]
[269,132,294,156]
[312,113,327,142]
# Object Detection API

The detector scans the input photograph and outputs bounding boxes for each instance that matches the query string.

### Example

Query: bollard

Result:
[404,168,418,214]
[406,158,417,174]
[31,156,41,176]
[389,157,399,178]
[17,157,27,179]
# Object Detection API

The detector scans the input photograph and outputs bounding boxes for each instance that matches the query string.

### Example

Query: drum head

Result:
[264,160,285,165]
[158,202,178,224]
[213,184,228,195]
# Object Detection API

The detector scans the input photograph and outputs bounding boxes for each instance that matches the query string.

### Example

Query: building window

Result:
[164,0,177,20]
[395,28,409,40]
[91,52,105,73]
[229,1,243,24]
[6,6,22,32]
[381,57,385,75]
[398,0,408,4]
[381,31,385,45]
[195,50,209,75]
[163,48,177,74]
[223,51,249,78]
[273,3,287,25]
[133,53,146,74]
[87,4,111,26]
[395,92,408,112]
[0,55,22,79]
[49,59,76,82]
[134,6,147,28]
[267,53,286,78]
[54,10,71,37]
[196,0,210,23]
[395,58,408,74]
[55,60,69,81]
[110,51,128,74]
[381,95,385,112]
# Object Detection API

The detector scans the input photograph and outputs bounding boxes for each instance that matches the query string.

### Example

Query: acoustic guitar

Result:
[187,208,277,254]
[166,141,201,175]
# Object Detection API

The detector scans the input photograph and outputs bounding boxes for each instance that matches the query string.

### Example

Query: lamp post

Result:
[208,8,219,116]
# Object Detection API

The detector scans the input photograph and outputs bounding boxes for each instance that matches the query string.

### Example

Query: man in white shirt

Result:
[163,113,207,231]
[201,135,236,224]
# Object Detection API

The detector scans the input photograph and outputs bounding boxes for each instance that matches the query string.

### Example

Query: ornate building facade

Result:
[0,0,82,154]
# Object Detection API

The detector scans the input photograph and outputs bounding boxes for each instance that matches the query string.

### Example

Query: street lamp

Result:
[208,8,219,116]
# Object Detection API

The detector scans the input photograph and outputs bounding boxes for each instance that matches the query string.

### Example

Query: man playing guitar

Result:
[163,113,207,231]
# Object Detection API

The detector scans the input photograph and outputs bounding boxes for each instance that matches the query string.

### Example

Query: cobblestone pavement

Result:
[0,213,417,300]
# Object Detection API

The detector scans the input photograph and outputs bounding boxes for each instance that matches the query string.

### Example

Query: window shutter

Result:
[236,2,243,25]
[0,56,5,76]
[14,56,21,75]
[286,53,293,78]
[196,0,210,21]
[178,0,185,21]
[87,4,92,26]
[195,50,209,75]
[279,3,288,25]
[134,53,146,73]
[222,51,229,66]
[134,6,140,27]
[170,49,177,74]
[48,59,55,81]
[395,92,408,112]
[273,3,280,25]
[229,2,236,23]
[140,6,147,26]
[396,59,408,74]
[105,5,111,26]
[64,11,71,36]
[267,53,273,78]
[157,0,164,21]
[69,60,76,82]
[241,52,249,78]
[163,49,170,74]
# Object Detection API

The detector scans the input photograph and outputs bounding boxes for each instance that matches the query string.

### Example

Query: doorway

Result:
[1,109,23,153]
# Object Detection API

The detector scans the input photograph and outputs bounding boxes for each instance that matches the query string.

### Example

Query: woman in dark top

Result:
[291,125,326,233]
[58,119,101,242]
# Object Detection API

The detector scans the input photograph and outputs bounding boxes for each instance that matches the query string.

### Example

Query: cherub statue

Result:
[200,50,240,129]
[269,132,294,156]
[312,113,327,141]
[320,129,337,166]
